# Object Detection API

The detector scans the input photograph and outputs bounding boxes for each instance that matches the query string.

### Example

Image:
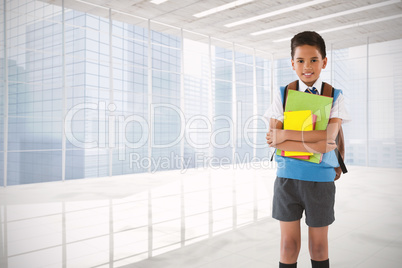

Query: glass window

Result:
[213,81,233,164]
[235,63,253,85]
[256,58,270,160]
[111,18,149,175]
[256,56,270,69]
[65,149,109,180]
[7,150,62,185]
[152,44,180,73]
[64,10,110,180]
[0,154,3,186]
[0,84,3,187]
[112,88,148,175]
[368,39,402,168]
[151,30,180,49]
[236,84,253,163]
[183,39,210,168]
[1,0,279,186]
[152,62,181,171]
[332,45,368,166]
[215,80,232,102]
[215,58,232,82]
[6,0,63,184]
[274,58,298,88]
[215,47,232,60]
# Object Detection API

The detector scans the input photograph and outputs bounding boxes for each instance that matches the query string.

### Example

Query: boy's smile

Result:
[291,45,327,87]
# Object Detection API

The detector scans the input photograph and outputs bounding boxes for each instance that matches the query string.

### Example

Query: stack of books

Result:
[276,90,334,164]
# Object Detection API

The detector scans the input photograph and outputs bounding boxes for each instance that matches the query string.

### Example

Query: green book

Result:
[276,90,334,164]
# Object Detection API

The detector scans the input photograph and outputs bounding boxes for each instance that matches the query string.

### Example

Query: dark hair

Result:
[290,31,326,59]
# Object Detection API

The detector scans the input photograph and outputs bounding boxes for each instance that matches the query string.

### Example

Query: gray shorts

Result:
[272,177,335,227]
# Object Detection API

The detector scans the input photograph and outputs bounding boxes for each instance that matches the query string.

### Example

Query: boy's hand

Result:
[266,129,285,147]
[324,140,338,153]
[309,140,337,153]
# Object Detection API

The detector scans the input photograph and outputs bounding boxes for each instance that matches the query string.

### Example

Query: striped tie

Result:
[305,87,318,95]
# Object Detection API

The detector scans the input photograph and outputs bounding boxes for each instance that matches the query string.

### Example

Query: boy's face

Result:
[291,45,327,87]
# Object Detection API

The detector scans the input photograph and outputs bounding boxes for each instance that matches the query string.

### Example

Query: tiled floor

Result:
[0,165,401,268]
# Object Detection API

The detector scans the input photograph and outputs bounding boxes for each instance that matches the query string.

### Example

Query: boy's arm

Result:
[267,118,342,145]
[269,118,283,131]
[267,118,338,154]
[272,140,337,154]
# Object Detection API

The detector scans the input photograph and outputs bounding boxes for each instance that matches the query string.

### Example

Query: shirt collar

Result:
[298,78,322,94]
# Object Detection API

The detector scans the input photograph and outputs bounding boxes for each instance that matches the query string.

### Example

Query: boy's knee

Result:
[309,242,327,260]
[281,238,300,257]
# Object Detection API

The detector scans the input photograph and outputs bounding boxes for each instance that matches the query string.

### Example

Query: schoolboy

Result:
[265,31,350,268]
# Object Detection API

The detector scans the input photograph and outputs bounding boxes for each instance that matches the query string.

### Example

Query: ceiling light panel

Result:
[76,0,109,9]
[150,0,169,4]
[225,0,330,28]
[320,14,402,34]
[251,0,401,36]
[272,14,402,43]
[193,0,254,18]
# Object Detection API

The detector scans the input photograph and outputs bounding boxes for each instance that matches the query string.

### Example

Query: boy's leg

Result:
[280,220,301,264]
[308,226,329,262]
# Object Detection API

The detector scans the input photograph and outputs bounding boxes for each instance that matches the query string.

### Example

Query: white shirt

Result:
[264,78,351,123]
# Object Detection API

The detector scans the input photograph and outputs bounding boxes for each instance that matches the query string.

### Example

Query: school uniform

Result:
[264,78,351,227]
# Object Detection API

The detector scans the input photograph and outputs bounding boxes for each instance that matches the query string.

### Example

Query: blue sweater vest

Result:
[275,86,342,182]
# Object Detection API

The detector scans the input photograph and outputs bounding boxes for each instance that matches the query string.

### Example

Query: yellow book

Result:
[283,110,314,157]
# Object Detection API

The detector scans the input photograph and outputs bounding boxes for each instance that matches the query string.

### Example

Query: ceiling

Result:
[57,0,402,58]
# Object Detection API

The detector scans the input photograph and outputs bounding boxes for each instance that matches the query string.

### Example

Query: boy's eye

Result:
[297,60,304,63]
[311,59,318,62]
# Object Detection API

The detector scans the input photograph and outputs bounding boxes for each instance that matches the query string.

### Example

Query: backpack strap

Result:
[283,80,298,110]
[320,82,348,176]
[321,82,334,97]
[336,127,348,174]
